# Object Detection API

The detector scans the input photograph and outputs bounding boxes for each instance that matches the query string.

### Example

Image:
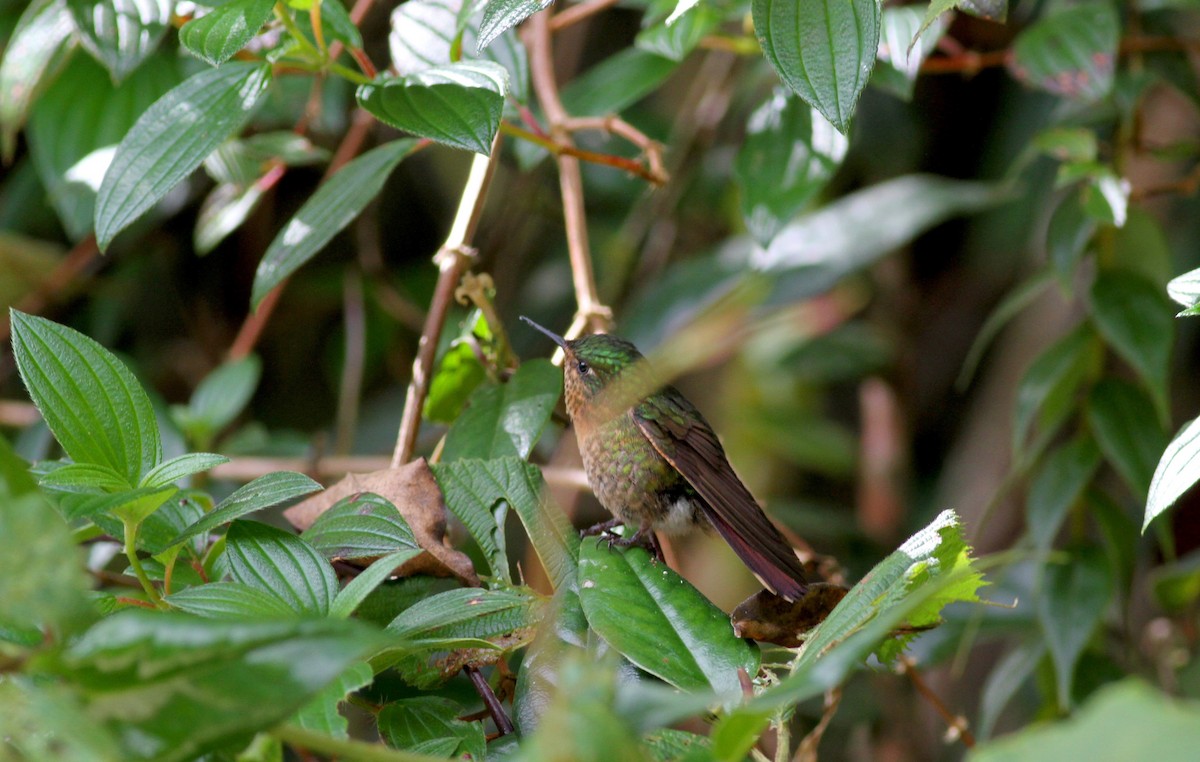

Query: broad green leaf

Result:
[95,62,272,250]
[1145,415,1200,530]
[302,491,420,561]
[752,0,881,133]
[971,679,1200,761]
[57,611,380,762]
[10,310,162,484]
[357,62,507,154]
[1087,379,1168,498]
[1047,190,1096,290]
[958,270,1055,388]
[0,0,75,162]
[561,48,677,116]
[1037,547,1113,708]
[1026,436,1101,550]
[292,661,374,739]
[441,359,562,461]
[1012,323,1101,453]
[432,457,579,590]
[180,0,276,66]
[170,471,322,546]
[1168,266,1200,311]
[39,461,132,492]
[735,89,847,246]
[166,581,298,618]
[251,139,417,306]
[225,520,339,615]
[577,538,760,694]
[636,0,721,62]
[477,0,550,51]
[66,0,171,82]
[330,550,423,619]
[977,640,1047,740]
[1090,270,1173,413]
[140,452,229,488]
[173,355,262,444]
[0,678,121,762]
[379,698,486,758]
[0,438,90,635]
[873,7,945,101]
[58,484,175,523]
[1010,2,1119,102]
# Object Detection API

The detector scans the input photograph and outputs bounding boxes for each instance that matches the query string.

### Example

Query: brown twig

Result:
[549,0,622,32]
[562,115,668,183]
[390,135,502,467]
[0,234,100,345]
[500,122,667,185]
[793,688,843,762]
[464,664,515,735]
[525,10,613,336]
[899,655,975,748]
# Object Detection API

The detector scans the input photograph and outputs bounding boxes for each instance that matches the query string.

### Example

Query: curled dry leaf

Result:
[283,458,480,586]
[731,583,849,648]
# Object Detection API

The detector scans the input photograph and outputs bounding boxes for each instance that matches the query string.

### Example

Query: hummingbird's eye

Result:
[576,359,590,374]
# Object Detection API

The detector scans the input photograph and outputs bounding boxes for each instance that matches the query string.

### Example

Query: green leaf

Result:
[1145,415,1200,530]
[1087,379,1168,499]
[441,359,562,461]
[10,310,161,484]
[59,484,175,523]
[0,0,76,163]
[734,89,847,246]
[180,0,276,66]
[1150,550,1200,614]
[330,550,423,619]
[1168,266,1200,310]
[1114,208,1172,289]
[357,62,507,154]
[140,452,230,488]
[1026,436,1101,550]
[477,0,551,52]
[66,0,171,82]
[1037,547,1113,708]
[432,457,579,591]
[166,581,299,618]
[0,678,122,762]
[1010,2,1119,102]
[318,0,363,49]
[94,62,272,251]
[424,340,487,422]
[174,355,262,443]
[644,729,712,761]
[170,471,322,547]
[39,461,132,492]
[1034,127,1099,164]
[873,7,945,101]
[971,679,1200,762]
[577,537,760,694]
[225,520,340,615]
[1012,323,1101,453]
[251,139,417,306]
[958,270,1055,389]
[1047,190,1097,290]
[292,661,373,739]
[1089,270,1173,413]
[978,640,1048,740]
[560,48,677,117]
[194,181,266,255]
[302,492,420,561]
[1082,169,1130,227]
[752,0,881,133]
[57,611,380,762]
[379,698,486,758]
[636,0,721,62]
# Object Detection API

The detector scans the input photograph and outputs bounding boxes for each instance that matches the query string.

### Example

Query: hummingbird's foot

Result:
[581,517,625,538]
[604,526,666,564]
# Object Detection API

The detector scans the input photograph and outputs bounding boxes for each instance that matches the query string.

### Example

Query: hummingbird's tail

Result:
[702,506,809,601]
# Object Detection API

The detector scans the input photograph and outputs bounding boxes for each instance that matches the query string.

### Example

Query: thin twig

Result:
[464,664,515,736]
[793,688,842,762]
[389,135,502,467]
[899,656,975,748]
[561,114,668,183]
[549,0,622,32]
[500,122,667,185]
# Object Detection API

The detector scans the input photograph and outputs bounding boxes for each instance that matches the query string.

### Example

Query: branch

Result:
[899,655,975,748]
[549,0,621,32]
[561,115,667,184]
[464,664,515,736]
[500,122,667,185]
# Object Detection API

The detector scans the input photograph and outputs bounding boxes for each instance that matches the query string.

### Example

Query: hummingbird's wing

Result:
[633,390,809,601]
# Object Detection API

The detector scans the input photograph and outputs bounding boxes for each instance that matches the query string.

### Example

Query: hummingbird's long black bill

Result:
[519,316,569,350]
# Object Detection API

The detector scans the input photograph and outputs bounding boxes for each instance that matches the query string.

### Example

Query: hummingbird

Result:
[521,317,809,601]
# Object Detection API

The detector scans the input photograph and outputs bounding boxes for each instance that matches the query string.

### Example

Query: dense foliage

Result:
[2,0,1200,760]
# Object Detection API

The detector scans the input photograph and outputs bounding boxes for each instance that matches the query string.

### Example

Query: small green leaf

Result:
[873,7,945,101]
[958,270,1055,389]
[194,182,265,255]
[734,89,847,246]
[752,0,881,133]
[1087,379,1168,498]
[170,471,322,547]
[1145,415,1200,530]
[251,139,417,306]
[140,452,229,489]
[302,492,420,561]
[292,661,373,739]
[317,0,363,49]
[978,641,1048,740]
[57,611,380,762]
[357,62,507,154]
[39,462,132,492]
[1090,271,1173,413]
[441,359,562,461]
[330,550,422,619]
[578,538,760,694]
[180,0,276,66]
[166,581,298,618]
[636,0,721,62]
[1010,2,1119,102]
[477,0,551,52]
[0,0,76,163]
[175,355,262,443]
[1037,547,1113,709]
[95,63,272,250]
[1026,436,1101,550]
[379,698,486,758]
[424,340,487,422]
[1047,191,1097,290]
[1012,323,1101,453]
[10,310,161,484]
[66,0,171,82]
[560,48,677,117]
[1168,266,1200,310]
[226,520,339,615]
[1082,170,1130,227]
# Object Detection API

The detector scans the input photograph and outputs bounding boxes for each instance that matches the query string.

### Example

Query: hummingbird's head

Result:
[519,317,646,424]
